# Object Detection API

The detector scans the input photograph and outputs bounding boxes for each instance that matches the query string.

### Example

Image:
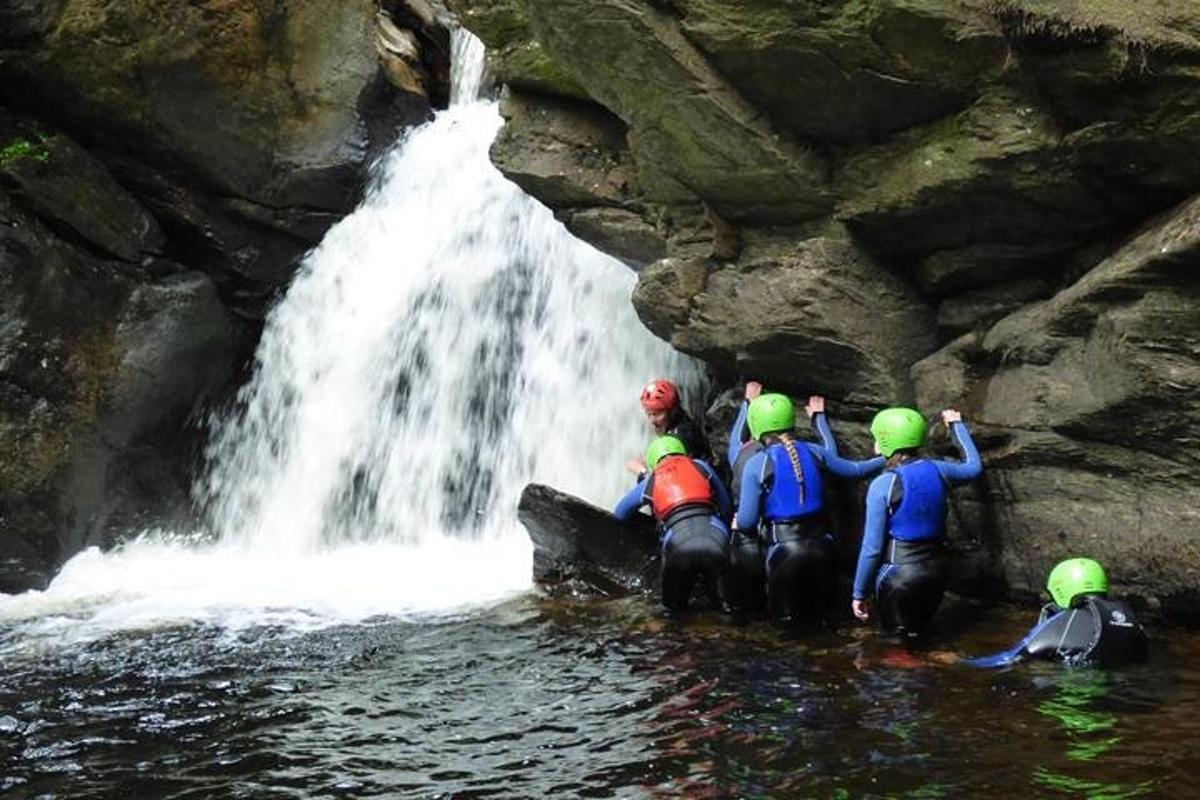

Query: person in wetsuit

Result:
[734,392,884,622]
[614,435,733,613]
[851,407,983,636]
[966,558,1148,668]
[625,379,714,475]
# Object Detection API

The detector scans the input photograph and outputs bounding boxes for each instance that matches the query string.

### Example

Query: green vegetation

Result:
[0,135,52,169]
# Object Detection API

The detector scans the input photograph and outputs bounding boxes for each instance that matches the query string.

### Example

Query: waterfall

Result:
[0,31,702,643]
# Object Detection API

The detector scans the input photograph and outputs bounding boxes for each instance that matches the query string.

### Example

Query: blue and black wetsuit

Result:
[966,596,1148,668]
[852,421,982,635]
[724,400,767,611]
[614,457,733,612]
[733,411,884,621]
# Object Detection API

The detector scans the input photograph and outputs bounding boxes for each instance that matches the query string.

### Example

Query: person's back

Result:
[967,559,1148,668]
[851,407,983,636]
[734,392,883,622]
[614,436,731,612]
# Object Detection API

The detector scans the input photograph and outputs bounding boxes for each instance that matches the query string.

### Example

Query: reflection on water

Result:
[1,599,1196,799]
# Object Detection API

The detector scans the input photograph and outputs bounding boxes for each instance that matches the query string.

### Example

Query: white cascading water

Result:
[0,32,702,647]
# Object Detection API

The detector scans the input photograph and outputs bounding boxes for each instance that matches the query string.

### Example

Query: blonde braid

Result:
[777,432,806,496]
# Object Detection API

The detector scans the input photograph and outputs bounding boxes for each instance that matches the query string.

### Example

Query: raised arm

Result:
[806,396,837,453]
[728,381,762,467]
[613,476,650,521]
[934,411,983,484]
[810,443,887,480]
[729,400,751,468]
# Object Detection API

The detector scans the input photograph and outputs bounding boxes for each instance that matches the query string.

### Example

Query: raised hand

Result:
[744,380,763,401]
[805,395,825,418]
[941,409,962,425]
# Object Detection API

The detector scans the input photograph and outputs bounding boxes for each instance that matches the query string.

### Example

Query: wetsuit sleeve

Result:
[933,421,983,484]
[963,611,1067,668]
[729,401,751,468]
[698,460,733,520]
[812,412,837,454]
[735,451,768,532]
[807,442,886,480]
[852,473,895,600]
[613,477,650,521]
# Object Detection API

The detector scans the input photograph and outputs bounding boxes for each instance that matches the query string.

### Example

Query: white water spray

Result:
[0,32,702,646]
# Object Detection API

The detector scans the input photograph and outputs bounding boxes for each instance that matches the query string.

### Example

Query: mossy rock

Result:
[445,0,589,99]
[675,0,1007,143]
[633,233,936,404]
[522,0,832,222]
[838,86,1112,257]
[8,0,388,209]
[0,111,164,262]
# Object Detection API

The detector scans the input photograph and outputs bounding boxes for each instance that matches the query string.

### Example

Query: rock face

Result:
[0,1,450,590]
[518,483,659,597]
[454,0,1200,620]
[0,0,445,314]
[0,121,244,591]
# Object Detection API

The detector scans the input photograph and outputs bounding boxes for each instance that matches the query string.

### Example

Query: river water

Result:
[2,29,1197,800]
[2,600,1196,798]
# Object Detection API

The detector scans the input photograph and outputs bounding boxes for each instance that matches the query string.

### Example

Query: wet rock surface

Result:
[518,483,658,598]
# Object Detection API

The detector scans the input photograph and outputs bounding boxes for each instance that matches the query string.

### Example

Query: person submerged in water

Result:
[965,558,1148,668]
[625,379,714,474]
[851,407,983,637]
[614,435,732,613]
[733,391,885,622]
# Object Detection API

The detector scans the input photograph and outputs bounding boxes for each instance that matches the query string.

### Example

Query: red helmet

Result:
[640,379,680,412]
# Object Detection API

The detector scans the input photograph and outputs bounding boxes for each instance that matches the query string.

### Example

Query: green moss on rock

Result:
[0,135,51,168]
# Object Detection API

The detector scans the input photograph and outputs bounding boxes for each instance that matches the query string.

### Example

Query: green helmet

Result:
[1047,558,1109,609]
[645,435,687,470]
[748,393,795,440]
[870,407,927,457]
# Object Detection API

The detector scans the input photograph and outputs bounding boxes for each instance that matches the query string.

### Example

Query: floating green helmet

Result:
[645,435,687,470]
[870,407,927,457]
[748,393,795,440]
[1047,558,1109,609]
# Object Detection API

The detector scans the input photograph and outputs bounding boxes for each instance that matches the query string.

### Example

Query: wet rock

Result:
[935,277,1055,340]
[633,233,936,404]
[518,483,658,597]
[0,0,440,302]
[521,0,832,222]
[491,87,667,265]
[675,0,1007,144]
[493,89,635,210]
[0,191,242,589]
[914,193,1200,615]
[0,113,163,263]
[443,0,588,99]
[839,87,1113,259]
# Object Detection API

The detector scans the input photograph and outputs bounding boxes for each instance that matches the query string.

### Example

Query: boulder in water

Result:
[517,483,659,598]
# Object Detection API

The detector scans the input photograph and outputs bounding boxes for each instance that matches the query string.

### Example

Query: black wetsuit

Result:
[967,596,1149,668]
[613,458,732,612]
[667,411,714,466]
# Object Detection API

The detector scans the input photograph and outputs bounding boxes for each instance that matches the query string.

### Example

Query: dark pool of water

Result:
[1,596,1194,799]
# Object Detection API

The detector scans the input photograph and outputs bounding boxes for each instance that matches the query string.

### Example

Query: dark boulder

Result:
[518,483,659,598]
